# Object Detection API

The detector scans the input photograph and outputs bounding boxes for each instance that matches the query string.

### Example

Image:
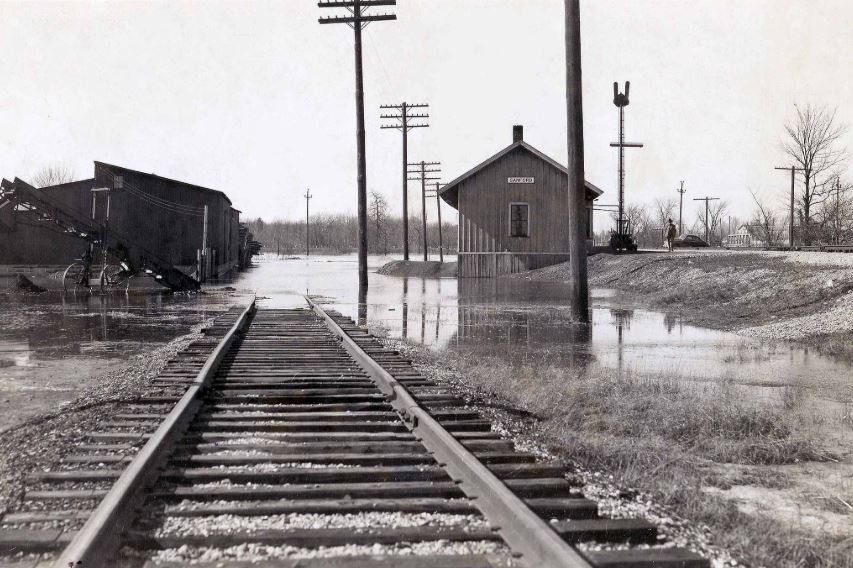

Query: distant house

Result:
[725,224,768,249]
[439,125,603,278]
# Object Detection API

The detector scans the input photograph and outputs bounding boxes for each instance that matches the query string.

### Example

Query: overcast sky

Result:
[1,0,851,231]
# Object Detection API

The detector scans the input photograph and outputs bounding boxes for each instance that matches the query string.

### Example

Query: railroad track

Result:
[1,301,711,568]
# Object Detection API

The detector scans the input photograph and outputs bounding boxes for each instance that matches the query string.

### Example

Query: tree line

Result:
[247,210,457,256]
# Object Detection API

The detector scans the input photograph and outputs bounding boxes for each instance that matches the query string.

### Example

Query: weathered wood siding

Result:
[0,165,241,274]
[456,147,591,278]
[93,163,236,271]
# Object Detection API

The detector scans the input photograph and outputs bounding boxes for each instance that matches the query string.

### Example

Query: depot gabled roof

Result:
[438,139,604,209]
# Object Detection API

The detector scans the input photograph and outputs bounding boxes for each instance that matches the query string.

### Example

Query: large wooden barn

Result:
[439,125,603,278]
[0,162,244,279]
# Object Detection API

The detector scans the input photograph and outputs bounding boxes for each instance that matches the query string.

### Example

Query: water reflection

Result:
[237,256,853,398]
[0,292,239,361]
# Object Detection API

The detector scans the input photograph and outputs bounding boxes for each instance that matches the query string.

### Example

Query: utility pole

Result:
[381,102,428,260]
[304,189,312,257]
[435,182,444,262]
[407,160,440,261]
[319,0,396,291]
[835,177,842,244]
[425,181,444,262]
[676,181,687,235]
[774,165,804,249]
[202,205,209,281]
[565,0,590,323]
[609,82,644,251]
[693,196,720,244]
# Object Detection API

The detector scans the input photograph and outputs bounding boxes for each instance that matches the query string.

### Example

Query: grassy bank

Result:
[388,340,853,567]
[514,250,853,358]
[376,260,458,278]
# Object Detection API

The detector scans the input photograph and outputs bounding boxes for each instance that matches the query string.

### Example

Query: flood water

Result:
[2,253,851,432]
[239,254,853,405]
[0,291,246,431]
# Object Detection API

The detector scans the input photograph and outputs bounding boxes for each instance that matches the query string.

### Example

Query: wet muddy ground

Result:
[0,290,249,432]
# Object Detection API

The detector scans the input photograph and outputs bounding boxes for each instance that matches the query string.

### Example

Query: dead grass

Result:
[456,355,831,466]
[404,345,851,568]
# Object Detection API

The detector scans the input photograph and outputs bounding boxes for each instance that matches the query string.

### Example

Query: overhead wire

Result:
[98,170,206,216]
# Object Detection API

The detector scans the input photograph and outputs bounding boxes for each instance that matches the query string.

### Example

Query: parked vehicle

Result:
[673,234,709,248]
[609,218,639,252]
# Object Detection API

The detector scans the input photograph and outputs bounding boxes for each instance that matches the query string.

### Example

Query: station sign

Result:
[507,177,534,184]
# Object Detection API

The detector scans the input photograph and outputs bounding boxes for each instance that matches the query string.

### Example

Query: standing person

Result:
[666,219,678,252]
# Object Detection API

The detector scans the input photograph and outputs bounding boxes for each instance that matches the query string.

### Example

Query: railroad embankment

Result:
[516,250,853,356]
[377,259,457,278]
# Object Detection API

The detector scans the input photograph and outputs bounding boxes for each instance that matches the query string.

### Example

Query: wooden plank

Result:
[154,481,465,502]
[144,554,509,568]
[551,518,657,544]
[584,548,709,568]
[163,497,476,517]
[172,452,435,467]
[2,511,91,524]
[188,421,409,433]
[523,498,598,519]
[34,470,121,482]
[162,465,452,484]
[0,529,71,553]
[24,489,109,501]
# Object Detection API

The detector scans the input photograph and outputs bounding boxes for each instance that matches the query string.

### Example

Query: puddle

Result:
[0,290,247,431]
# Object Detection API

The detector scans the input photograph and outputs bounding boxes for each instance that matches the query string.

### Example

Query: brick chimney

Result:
[512,125,523,143]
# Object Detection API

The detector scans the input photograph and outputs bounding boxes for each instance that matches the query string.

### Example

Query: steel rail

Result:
[54,300,257,568]
[306,297,593,568]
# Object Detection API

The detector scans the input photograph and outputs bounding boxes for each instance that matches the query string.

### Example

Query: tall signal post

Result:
[319,0,396,291]
[407,161,440,261]
[693,196,720,244]
[304,189,312,257]
[380,102,429,260]
[774,165,804,248]
[676,180,687,235]
[609,81,643,251]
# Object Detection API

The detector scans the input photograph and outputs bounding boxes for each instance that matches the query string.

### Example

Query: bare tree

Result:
[612,204,649,233]
[612,203,657,246]
[748,189,784,248]
[32,165,74,188]
[368,191,389,255]
[652,198,678,229]
[708,200,729,245]
[409,215,423,256]
[692,200,729,245]
[782,104,849,244]
[815,177,853,244]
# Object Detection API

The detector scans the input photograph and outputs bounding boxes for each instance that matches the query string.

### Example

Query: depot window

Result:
[509,203,529,237]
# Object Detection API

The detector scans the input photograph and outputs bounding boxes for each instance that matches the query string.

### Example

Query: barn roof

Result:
[438,140,604,209]
[94,161,233,205]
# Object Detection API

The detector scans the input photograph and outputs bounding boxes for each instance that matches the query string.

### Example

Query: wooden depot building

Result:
[439,125,603,278]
